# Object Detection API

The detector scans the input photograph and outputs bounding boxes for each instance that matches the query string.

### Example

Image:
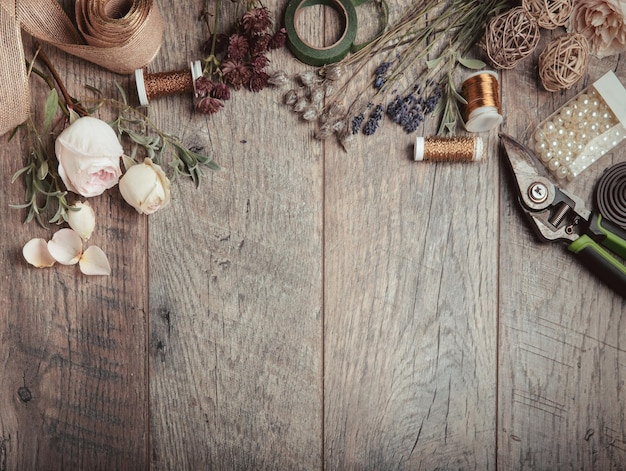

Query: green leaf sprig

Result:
[84,85,220,187]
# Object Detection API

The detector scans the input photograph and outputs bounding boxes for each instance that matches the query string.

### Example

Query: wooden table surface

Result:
[1,1,625,470]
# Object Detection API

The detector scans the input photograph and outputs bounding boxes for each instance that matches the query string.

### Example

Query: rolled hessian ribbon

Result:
[0,0,164,136]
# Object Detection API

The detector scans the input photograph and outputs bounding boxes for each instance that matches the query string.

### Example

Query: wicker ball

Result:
[522,0,573,30]
[482,6,541,69]
[539,33,590,92]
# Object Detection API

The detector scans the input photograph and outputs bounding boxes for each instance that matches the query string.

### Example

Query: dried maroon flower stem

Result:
[195,0,287,115]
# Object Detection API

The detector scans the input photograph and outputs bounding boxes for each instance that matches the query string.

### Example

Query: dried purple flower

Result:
[203,33,229,56]
[250,34,271,56]
[363,104,384,135]
[269,28,287,49]
[210,82,231,100]
[221,59,252,90]
[249,71,269,92]
[227,34,249,60]
[195,76,215,98]
[250,55,270,73]
[351,112,364,134]
[242,7,273,35]
[196,96,224,114]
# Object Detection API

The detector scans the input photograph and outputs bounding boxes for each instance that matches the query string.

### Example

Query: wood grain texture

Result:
[499,30,626,470]
[0,40,149,470]
[146,2,323,470]
[0,1,624,470]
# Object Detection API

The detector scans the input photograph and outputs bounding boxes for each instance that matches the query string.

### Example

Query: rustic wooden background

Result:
[1,0,625,470]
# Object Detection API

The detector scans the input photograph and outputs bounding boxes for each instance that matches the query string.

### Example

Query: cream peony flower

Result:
[567,0,626,58]
[55,116,123,197]
[119,158,171,214]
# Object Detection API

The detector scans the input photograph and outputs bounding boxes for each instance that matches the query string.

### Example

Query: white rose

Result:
[567,0,626,58]
[119,158,171,214]
[55,116,123,197]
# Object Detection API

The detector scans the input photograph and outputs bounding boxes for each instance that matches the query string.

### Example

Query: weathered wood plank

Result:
[146,1,323,469]
[322,1,500,466]
[0,41,149,470]
[499,32,626,469]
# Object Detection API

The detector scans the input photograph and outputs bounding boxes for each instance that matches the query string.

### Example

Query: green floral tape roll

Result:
[284,0,358,66]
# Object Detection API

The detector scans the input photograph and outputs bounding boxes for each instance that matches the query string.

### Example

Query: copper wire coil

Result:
[415,136,482,162]
[462,72,501,117]
[144,69,194,101]
[461,71,503,132]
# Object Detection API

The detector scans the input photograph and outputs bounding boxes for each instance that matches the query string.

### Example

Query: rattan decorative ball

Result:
[522,0,573,30]
[482,6,541,70]
[539,33,590,92]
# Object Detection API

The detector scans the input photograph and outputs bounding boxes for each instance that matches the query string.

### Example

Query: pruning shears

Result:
[499,133,626,295]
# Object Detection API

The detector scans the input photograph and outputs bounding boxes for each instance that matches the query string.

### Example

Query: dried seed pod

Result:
[309,86,325,104]
[323,82,336,97]
[331,119,346,132]
[297,71,320,87]
[326,102,345,117]
[302,106,319,121]
[320,64,346,81]
[284,89,298,105]
[315,124,334,140]
[293,97,308,113]
[268,70,289,87]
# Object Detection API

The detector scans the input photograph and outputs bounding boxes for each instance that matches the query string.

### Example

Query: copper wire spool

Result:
[461,71,503,133]
[414,136,483,162]
[135,60,202,105]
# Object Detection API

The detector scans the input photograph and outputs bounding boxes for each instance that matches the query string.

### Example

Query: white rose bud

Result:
[55,116,123,197]
[119,158,171,214]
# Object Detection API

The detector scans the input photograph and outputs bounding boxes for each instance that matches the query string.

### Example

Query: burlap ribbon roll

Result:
[0,0,164,136]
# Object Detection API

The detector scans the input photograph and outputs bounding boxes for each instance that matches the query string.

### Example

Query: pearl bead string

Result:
[532,89,625,180]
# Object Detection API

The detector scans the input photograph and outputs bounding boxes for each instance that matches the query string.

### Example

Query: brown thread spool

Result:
[135,60,203,105]
[461,71,503,133]
[414,136,483,162]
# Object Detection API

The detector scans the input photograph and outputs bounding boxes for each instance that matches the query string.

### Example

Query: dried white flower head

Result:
[320,64,346,81]
[284,89,298,106]
[315,124,334,140]
[297,71,321,87]
[567,0,626,57]
[302,106,319,121]
[309,87,325,105]
[268,70,289,87]
[293,98,308,113]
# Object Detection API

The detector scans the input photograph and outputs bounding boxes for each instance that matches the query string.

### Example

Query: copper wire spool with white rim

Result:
[461,70,503,133]
[135,60,203,106]
[414,136,483,162]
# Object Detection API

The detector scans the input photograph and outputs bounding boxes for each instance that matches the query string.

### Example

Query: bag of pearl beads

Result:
[532,71,626,181]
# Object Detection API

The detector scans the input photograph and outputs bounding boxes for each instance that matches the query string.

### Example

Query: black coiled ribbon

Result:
[595,161,626,231]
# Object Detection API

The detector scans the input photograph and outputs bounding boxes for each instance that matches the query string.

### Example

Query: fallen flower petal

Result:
[47,228,83,265]
[23,238,56,268]
[67,201,96,240]
[79,246,111,276]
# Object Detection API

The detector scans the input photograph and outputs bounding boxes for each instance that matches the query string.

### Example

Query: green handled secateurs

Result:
[500,133,626,295]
